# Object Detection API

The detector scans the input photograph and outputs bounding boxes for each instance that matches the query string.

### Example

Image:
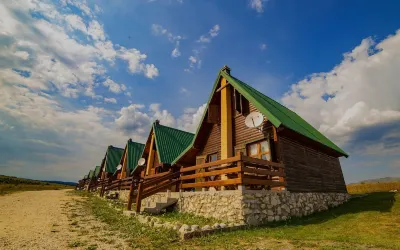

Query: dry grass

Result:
[347,181,400,194]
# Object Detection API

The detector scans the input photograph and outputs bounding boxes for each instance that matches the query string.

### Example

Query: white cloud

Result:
[88,20,106,41]
[151,24,183,58]
[176,104,206,133]
[103,78,126,94]
[196,24,220,43]
[14,51,29,60]
[249,0,267,13]
[0,0,160,181]
[260,43,267,50]
[104,97,117,104]
[186,24,220,71]
[180,87,190,95]
[189,56,197,64]
[171,48,181,58]
[65,14,87,33]
[281,30,400,147]
[118,47,159,78]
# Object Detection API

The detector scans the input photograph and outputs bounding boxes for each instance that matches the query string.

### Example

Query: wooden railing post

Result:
[135,179,144,213]
[237,153,245,191]
[127,177,136,210]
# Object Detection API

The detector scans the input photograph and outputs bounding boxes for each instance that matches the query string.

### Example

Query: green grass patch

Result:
[76,192,179,249]
[152,210,223,227]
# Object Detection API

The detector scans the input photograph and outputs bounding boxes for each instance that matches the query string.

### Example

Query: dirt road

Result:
[0,190,129,250]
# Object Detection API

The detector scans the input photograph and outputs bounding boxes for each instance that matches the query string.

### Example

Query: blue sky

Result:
[0,0,399,183]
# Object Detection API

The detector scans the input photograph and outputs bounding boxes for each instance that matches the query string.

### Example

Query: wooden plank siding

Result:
[198,123,221,160]
[279,136,347,193]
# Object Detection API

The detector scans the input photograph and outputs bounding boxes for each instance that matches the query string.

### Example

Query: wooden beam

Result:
[242,177,286,187]
[242,155,285,168]
[242,166,286,177]
[215,82,231,92]
[145,133,155,176]
[220,77,233,160]
[181,166,241,180]
[182,178,241,189]
[181,155,241,172]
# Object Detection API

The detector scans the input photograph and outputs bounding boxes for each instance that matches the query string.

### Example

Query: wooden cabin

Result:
[140,120,194,177]
[115,139,145,179]
[174,66,348,193]
[99,145,124,180]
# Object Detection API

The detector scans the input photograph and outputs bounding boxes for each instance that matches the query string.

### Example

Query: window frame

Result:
[246,139,271,161]
[207,152,218,163]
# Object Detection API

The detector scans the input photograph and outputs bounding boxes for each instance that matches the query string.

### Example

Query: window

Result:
[234,89,250,115]
[207,153,218,162]
[247,139,271,161]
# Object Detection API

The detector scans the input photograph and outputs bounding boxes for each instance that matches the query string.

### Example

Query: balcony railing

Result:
[180,153,286,190]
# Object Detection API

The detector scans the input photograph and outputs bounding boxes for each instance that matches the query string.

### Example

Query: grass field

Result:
[77,191,400,249]
[347,181,400,194]
[0,175,74,195]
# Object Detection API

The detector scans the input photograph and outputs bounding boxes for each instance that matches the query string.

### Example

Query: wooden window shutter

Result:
[207,104,220,124]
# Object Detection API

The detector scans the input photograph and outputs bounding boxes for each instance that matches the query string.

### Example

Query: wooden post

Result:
[237,153,245,191]
[127,177,136,210]
[135,179,144,213]
[220,76,233,190]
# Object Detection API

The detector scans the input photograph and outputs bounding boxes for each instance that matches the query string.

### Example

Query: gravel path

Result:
[0,190,129,250]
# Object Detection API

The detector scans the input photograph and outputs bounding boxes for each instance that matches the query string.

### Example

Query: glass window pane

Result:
[261,153,271,161]
[249,144,258,155]
[209,154,218,162]
[260,140,270,153]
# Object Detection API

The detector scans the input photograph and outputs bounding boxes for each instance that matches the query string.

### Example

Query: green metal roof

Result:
[127,140,145,173]
[153,122,194,164]
[94,166,101,178]
[88,170,94,179]
[104,145,124,173]
[173,69,347,163]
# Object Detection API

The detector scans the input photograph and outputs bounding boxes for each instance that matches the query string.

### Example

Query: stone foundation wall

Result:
[117,189,350,225]
[177,191,244,223]
[241,190,350,225]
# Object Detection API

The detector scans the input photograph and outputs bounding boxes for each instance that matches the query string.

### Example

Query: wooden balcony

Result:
[180,153,286,191]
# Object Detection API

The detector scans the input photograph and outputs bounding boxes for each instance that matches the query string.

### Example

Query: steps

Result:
[142,197,178,214]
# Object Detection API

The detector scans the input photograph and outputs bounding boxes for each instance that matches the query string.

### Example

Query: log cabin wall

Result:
[198,123,221,160]
[233,103,273,151]
[279,135,347,193]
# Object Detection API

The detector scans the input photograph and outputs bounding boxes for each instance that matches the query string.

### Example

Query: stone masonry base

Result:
[116,190,350,225]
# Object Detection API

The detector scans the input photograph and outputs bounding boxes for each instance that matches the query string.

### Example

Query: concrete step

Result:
[143,198,178,214]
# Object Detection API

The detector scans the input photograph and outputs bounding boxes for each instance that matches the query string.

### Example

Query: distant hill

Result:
[41,180,77,186]
[0,175,75,195]
[358,177,400,184]
[0,175,76,186]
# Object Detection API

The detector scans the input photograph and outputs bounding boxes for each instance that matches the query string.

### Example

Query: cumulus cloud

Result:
[103,78,126,94]
[281,30,400,153]
[0,0,159,181]
[115,103,206,137]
